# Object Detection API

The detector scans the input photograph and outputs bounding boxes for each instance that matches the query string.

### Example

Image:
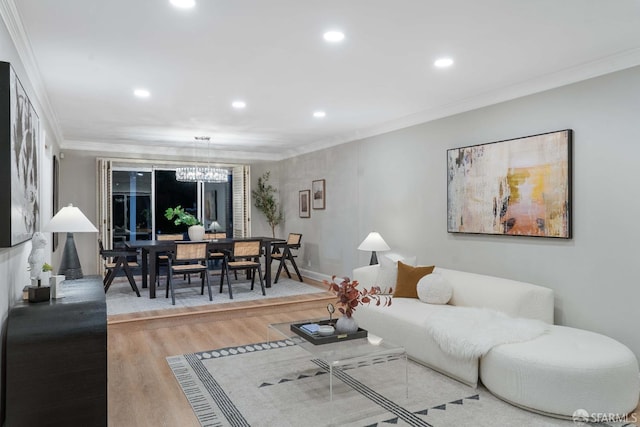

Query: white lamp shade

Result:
[357,232,390,252]
[44,204,98,233]
[209,221,221,231]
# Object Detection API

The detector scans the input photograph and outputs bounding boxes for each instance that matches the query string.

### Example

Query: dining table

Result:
[125,236,286,299]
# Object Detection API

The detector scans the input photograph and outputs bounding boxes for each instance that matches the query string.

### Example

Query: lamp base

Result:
[62,267,84,280]
[369,251,379,265]
[58,233,84,280]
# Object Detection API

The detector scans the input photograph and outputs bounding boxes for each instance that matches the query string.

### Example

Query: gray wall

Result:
[56,151,100,275]
[260,66,640,359]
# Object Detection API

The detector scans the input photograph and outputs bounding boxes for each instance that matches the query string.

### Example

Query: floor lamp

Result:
[357,232,390,265]
[44,204,99,280]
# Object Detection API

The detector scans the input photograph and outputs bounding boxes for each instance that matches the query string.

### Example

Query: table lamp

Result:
[210,220,221,233]
[357,232,390,265]
[44,204,98,279]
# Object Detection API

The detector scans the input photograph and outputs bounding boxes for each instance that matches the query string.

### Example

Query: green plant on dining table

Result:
[164,205,201,227]
[323,275,392,318]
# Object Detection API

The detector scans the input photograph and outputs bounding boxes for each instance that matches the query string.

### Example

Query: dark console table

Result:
[4,276,107,426]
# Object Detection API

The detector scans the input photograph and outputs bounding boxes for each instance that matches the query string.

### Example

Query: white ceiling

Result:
[8,0,640,162]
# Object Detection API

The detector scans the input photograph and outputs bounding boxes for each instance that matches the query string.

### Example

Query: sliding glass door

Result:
[203,181,232,235]
[111,170,152,247]
[154,170,198,236]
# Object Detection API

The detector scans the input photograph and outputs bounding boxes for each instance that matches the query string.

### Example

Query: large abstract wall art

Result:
[447,130,572,239]
[0,62,40,247]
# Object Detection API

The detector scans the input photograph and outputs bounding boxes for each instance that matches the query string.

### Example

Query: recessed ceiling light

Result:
[323,31,345,43]
[434,57,454,68]
[313,111,326,118]
[232,100,246,109]
[133,88,150,98]
[170,0,196,9]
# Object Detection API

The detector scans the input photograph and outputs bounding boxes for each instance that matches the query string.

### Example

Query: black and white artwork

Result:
[312,179,325,210]
[0,62,40,247]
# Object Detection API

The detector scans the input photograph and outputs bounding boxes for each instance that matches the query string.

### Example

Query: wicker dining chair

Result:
[219,240,265,299]
[204,232,227,240]
[204,232,227,264]
[156,233,185,286]
[271,233,303,283]
[166,241,212,305]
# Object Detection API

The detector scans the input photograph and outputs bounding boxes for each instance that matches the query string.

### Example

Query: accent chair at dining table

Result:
[219,240,265,299]
[166,241,212,305]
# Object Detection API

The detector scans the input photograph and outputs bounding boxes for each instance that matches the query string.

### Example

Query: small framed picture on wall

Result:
[312,179,325,210]
[299,190,310,218]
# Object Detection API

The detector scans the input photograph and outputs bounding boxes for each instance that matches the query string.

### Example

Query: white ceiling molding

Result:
[60,139,283,163]
[0,0,64,146]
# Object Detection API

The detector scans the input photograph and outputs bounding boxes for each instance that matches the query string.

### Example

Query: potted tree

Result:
[164,205,205,241]
[252,171,283,238]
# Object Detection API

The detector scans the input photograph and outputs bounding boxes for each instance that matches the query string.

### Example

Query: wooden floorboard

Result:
[107,276,640,426]
[108,277,334,427]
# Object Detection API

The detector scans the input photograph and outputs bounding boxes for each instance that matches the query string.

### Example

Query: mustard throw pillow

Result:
[393,261,435,298]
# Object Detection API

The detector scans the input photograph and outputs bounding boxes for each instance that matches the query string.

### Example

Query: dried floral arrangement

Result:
[324,275,392,318]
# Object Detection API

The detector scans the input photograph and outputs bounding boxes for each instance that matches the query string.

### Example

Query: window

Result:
[203,181,231,235]
[154,170,197,235]
[112,170,152,247]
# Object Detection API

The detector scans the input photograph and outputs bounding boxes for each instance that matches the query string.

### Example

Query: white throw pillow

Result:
[417,273,453,305]
[375,254,416,294]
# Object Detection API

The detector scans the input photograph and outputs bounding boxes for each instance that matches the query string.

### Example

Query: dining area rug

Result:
[167,339,580,427]
[105,275,328,316]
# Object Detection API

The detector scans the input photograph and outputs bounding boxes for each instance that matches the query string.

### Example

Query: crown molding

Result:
[60,139,283,163]
[284,47,640,160]
[0,0,64,146]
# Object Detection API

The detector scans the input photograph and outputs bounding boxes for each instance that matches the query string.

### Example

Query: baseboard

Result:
[299,269,332,283]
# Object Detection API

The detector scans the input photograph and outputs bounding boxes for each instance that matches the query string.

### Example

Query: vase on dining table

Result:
[188,224,205,241]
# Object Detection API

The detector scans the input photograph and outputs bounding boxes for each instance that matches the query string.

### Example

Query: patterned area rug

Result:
[167,338,581,427]
[106,275,327,316]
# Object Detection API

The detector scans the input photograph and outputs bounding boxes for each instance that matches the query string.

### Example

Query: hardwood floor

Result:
[108,280,640,426]
[108,287,333,427]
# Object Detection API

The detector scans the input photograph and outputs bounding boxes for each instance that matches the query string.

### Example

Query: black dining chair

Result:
[156,233,185,286]
[204,232,227,266]
[166,241,212,305]
[99,239,141,296]
[271,233,303,283]
[220,240,265,299]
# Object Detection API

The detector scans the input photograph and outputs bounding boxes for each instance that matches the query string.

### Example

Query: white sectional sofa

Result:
[352,265,554,387]
[352,264,640,418]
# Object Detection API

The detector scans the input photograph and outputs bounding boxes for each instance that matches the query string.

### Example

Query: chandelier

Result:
[175,166,228,183]
[175,136,229,183]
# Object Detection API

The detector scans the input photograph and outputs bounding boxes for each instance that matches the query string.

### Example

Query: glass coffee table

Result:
[268,318,408,402]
